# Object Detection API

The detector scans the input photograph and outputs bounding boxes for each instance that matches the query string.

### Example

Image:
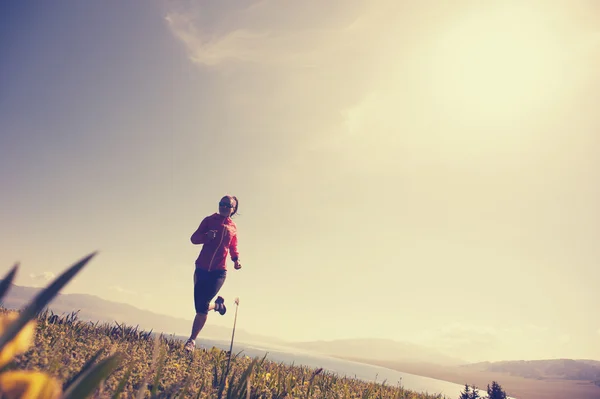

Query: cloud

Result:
[163,0,600,184]
[165,13,272,67]
[164,1,390,69]
[29,271,56,282]
[108,286,137,295]
[24,271,79,290]
[163,0,402,181]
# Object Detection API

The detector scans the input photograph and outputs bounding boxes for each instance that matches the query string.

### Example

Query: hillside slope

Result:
[0,283,284,345]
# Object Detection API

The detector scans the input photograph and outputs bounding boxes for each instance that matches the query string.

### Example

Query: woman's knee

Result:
[195,301,210,314]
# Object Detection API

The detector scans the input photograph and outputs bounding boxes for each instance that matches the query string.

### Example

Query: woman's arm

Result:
[229,233,239,261]
[190,218,212,244]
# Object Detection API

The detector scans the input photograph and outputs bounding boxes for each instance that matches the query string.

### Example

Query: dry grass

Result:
[2,307,453,399]
[0,252,458,398]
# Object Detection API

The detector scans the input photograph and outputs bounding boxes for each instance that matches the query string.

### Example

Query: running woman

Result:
[184,195,242,352]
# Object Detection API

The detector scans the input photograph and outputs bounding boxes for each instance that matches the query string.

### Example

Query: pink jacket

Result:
[191,213,239,271]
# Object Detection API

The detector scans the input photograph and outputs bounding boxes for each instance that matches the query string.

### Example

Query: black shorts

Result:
[194,269,226,314]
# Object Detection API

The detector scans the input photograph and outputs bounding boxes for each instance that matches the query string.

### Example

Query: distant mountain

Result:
[1,283,472,366]
[0,283,286,345]
[288,338,467,366]
[2,283,469,366]
[462,359,600,383]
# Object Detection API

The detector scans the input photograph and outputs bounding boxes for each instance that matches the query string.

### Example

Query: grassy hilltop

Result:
[1,306,448,399]
[0,253,509,398]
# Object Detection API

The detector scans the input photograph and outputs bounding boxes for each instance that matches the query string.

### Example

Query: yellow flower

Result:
[0,312,36,367]
[0,370,62,399]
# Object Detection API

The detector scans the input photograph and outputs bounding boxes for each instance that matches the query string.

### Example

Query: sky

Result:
[1,0,599,363]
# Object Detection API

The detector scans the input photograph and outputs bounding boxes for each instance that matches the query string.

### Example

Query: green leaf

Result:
[0,252,97,353]
[63,347,106,390]
[151,347,168,397]
[258,352,268,367]
[111,361,134,399]
[195,380,204,399]
[176,355,197,398]
[227,357,257,399]
[62,352,122,399]
[0,263,18,302]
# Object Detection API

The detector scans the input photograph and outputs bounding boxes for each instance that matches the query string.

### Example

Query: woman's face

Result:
[218,196,236,217]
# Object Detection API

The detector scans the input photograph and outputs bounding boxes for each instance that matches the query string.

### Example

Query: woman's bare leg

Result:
[189,303,216,341]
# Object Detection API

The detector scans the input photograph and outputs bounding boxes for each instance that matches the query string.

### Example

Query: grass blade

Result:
[0,263,18,302]
[228,358,257,399]
[62,352,122,399]
[63,347,106,390]
[0,252,97,353]
[151,347,168,397]
[111,361,134,399]
[178,368,195,398]
[194,381,203,399]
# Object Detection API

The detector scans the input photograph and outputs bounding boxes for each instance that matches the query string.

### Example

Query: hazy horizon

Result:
[1,1,599,363]
[4,280,599,367]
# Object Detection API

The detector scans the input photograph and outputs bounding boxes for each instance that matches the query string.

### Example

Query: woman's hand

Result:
[234,260,242,270]
[205,230,217,240]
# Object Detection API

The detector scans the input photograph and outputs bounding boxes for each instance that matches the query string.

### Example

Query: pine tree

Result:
[486,381,507,399]
[458,384,480,399]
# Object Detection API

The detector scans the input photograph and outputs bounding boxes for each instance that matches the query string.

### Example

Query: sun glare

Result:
[424,4,569,124]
